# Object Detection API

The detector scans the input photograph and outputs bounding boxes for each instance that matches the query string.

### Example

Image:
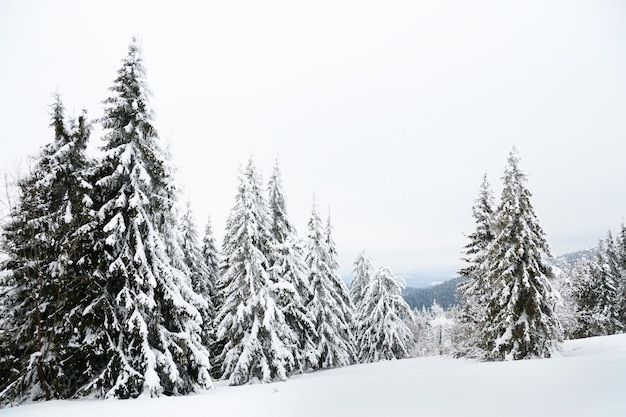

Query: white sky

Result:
[1,0,625,275]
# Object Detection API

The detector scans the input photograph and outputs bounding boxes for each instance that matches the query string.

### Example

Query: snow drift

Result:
[3,334,625,417]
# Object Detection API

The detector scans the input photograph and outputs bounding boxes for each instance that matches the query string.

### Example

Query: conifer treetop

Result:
[102,37,155,149]
[459,173,495,280]
[268,159,296,244]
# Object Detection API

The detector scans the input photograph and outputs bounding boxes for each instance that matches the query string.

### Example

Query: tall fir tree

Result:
[266,161,318,372]
[356,266,414,362]
[428,300,456,356]
[350,251,374,312]
[350,250,373,353]
[593,233,622,334]
[555,265,579,340]
[0,95,94,404]
[180,201,215,344]
[568,246,622,338]
[482,148,562,360]
[602,231,622,287]
[305,198,356,369]
[201,215,220,309]
[200,215,223,371]
[325,211,340,273]
[455,174,495,358]
[214,158,297,385]
[617,221,626,326]
[85,38,212,398]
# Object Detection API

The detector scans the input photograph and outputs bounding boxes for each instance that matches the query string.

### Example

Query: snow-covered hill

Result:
[3,334,625,417]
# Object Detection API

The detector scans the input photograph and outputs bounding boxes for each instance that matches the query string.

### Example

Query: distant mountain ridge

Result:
[395,269,459,288]
[341,269,457,289]
[549,247,600,273]
[398,249,600,311]
[402,277,463,311]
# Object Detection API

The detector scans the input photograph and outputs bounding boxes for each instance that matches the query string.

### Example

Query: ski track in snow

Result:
[2,334,625,417]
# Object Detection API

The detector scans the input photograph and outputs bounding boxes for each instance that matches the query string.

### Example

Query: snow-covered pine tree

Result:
[214,158,297,385]
[180,201,215,344]
[555,266,579,340]
[349,251,373,357]
[0,95,94,404]
[618,221,626,268]
[603,231,622,287]
[408,307,433,357]
[591,233,622,334]
[200,215,223,371]
[428,300,456,356]
[617,222,626,326]
[85,38,211,398]
[356,266,414,362]
[482,148,562,361]
[459,174,496,282]
[305,199,356,369]
[325,211,341,274]
[350,251,374,311]
[267,161,318,372]
[201,215,220,309]
[568,251,622,338]
[455,174,495,358]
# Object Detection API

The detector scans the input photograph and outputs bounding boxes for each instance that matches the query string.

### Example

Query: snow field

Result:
[3,334,625,417]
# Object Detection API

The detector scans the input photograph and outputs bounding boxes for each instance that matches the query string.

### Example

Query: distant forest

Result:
[402,278,463,311]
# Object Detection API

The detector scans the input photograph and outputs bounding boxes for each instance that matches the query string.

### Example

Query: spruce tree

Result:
[429,300,455,356]
[0,95,94,404]
[482,148,562,360]
[305,198,356,369]
[568,250,622,338]
[617,222,626,326]
[590,234,622,335]
[603,231,622,287]
[456,174,495,358]
[556,265,579,340]
[356,266,414,362]
[325,212,340,274]
[200,215,223,372]
[350,251,374,312]
[408,306,433,357]
[180,201,215,344]
[214,158,297,385]
[85,38,211,398]
[350,250,373,355]
[201,215,220,309]
[266,161,318,372]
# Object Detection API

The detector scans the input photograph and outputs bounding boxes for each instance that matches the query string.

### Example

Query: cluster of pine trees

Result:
[558,225,626,339]
[410,301,456,357]
[213,159,355,384]
[0,39,214,404]
[456,149,563,361]
[0,39,416,406]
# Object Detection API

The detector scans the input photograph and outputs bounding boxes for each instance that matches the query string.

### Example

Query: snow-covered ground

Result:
[3,334,625,417]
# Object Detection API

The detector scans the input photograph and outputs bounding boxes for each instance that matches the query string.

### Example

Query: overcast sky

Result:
[1,0,625,276]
